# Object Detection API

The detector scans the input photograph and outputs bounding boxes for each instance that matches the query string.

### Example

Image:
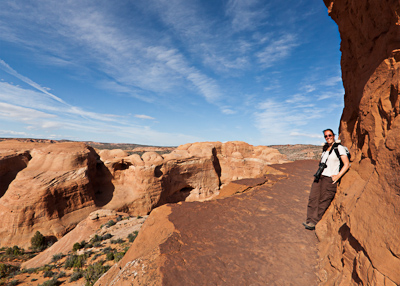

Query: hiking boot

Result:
[302,222,315,230]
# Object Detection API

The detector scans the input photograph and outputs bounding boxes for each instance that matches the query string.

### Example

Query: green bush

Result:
[69,270,83,282]
[83,262,111,286]
[7,279,19,286]
[31,231,46,251]
[105,220,116,228]
[64,254,86,269]
[5,246,24,256]
[110,238,124,244]
[90,235,101,244]
[127,231,138,242]
[84,243,93,249]
[102,234,112,240]
[38,277,58,286]
[51,253,64,263]
[72,243,82,252]
[114,252,125,262]
[43,270,55,278]
[0,263,19,278]
[106,252,114,261]
[102,247,113,254]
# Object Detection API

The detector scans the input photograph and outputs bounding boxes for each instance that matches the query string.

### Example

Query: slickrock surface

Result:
[0,140,286,248]
[0,141,101,248]
[317,1,400,285]
[21,210,146,269]
[96,160,319,286]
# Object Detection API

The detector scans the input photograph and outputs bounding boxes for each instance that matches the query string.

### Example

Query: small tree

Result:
[31,231,46,251]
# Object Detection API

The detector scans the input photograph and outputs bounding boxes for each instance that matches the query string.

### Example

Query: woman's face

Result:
[324,131,335,145]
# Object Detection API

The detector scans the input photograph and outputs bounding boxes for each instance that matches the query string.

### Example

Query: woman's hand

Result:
[331,154,350,184]
[331,174,340,184]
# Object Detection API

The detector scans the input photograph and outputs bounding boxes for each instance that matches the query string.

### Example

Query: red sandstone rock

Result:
[317,1,400,285]
[0,141,102,248]
[95,161,318,286]
[0,140,286,248]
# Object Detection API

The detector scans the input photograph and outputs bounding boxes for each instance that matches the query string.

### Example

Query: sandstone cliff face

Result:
[0,140,285,248]
[317,1,400,285]
[0,141,102,248]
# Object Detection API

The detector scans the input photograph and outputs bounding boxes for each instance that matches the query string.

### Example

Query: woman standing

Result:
[303,129,350,230]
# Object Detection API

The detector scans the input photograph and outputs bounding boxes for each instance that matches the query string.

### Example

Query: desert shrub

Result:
[72,243,82,252]
[90,235,101,244]
[102,233,112,240]
[38,265,54,272]
[106,252,114,261]
[0,263,19,278]
[22,268,37,274]
[84,243,93,249]
[102,247,113,254]
[51,253,64,263]
[105,220,116,228]
[83,262,111,286]
[64,254,85,269]
[114,252,125,262]
[69,270,83,282]
[91,253,102,261]
[110,238,124,244]
[38,277,58,286]
[127,231,138,242]
[116,216,122,222]
[7,279,19,286]
[43,270,55,278]
[5,246,24,257]
[93,242,101,248]
[31,231,46,251]
[56,271,66,279]
[31,278,38,281]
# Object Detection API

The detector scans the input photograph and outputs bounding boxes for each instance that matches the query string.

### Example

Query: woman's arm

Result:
[331,154,350,184]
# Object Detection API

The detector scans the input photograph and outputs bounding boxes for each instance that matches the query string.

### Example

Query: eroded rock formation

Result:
[317,1,400,285]
[95,161,319,286]
[0,140,285,248]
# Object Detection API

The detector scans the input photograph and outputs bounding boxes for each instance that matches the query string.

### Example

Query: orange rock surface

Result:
[317,1,400,285]
[95,161,319,286]
[0,140,285,248]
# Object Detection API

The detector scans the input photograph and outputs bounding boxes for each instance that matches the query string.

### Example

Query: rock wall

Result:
[0,140,285,248]
[317,1,400,285]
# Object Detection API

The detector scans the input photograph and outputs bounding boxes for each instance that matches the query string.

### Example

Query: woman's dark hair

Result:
[323,128,335,135]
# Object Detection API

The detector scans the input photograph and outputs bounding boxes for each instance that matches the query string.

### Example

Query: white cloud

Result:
[221,107,236,115]
[256,34,299,68]
[290,131,323,139]
[135,114,155,120]
[0,130,28,136]
[254,98,325,144]
[225,0,268,32]
[322,76,342,86]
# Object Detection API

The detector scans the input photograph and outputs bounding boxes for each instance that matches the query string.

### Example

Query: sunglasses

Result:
[324,134,333,138]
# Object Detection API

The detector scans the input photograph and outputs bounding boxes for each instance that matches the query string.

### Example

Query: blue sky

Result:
[0,0,343,146]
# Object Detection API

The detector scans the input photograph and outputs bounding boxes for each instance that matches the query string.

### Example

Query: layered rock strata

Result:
[317,1,400,285]
[0,140,285,248]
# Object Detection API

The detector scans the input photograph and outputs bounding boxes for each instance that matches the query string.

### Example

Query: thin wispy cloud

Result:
[135,114,155,120]
[256,34,299,68]
[0,0,343,146]
[225,0,268,32]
